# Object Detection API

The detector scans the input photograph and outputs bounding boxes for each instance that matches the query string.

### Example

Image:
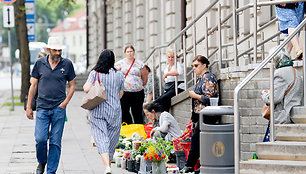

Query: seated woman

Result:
[154,49,184,112]
[261,48,303,124]
[143,102,182,141]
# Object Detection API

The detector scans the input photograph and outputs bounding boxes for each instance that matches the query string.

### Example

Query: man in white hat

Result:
[26,36,76,174]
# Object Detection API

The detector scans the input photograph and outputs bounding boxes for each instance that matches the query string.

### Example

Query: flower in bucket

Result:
[143,138,172,163]
[143,145,164,162]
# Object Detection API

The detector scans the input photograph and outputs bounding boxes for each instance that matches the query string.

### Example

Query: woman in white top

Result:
[154,49,184,111]
[143,102,182,142]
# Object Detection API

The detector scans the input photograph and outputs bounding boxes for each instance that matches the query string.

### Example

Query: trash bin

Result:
[199,106,234,174]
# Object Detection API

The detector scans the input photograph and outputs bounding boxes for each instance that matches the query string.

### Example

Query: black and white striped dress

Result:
[87,69,124,159]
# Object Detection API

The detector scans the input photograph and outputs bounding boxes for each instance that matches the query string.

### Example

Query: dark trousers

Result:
[154,88,184,112]
[120,90,144,124]
[186,115,220,168]
[186,122,200,167]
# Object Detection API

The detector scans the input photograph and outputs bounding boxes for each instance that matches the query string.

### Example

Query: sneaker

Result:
[36,162,46,174]
[180,166,194,173]
[104,166,112,174]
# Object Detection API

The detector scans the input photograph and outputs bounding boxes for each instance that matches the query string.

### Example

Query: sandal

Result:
[294,49,303,60]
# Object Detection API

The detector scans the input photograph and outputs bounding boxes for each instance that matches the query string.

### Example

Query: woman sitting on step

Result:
[261,47,303,124]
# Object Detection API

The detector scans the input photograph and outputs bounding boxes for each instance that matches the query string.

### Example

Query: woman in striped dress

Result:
[83,49,124,174]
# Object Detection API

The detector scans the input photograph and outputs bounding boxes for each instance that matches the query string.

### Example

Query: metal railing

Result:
[233,13,306,174]
[144,1,306,173]
[144,0,219,98]
[145,0,282,99]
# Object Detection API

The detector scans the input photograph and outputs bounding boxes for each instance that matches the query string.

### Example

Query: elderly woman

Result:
[261,48,303,124]
[154,49,184,112]
[143,102,182,142]
[181,55,219,173]
[115,45,148,124]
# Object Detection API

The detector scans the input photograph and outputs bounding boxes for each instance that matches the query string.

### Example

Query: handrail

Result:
[236,0,306,13]
[177,14,278,63]
[237,31,282,59]
[144,0,219,63]
[234,18,306,174]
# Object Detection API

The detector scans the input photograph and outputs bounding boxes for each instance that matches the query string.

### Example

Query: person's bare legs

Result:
[285,40,293,53]
[288,28,303,59]
[100,153,111,173]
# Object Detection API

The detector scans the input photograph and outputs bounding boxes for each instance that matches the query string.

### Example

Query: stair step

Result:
[291,106,306,116]
[292,114,306,124]
[256,141,306,161]
[240,159,306,174]
[291,106,306,123]
[75,73,89,91]
[276,124,306,141]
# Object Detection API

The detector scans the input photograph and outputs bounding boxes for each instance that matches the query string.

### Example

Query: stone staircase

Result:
[240,106,306,174]
[74,73,89,91]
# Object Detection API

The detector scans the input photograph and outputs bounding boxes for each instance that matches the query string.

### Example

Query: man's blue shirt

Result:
[31,56,76,110]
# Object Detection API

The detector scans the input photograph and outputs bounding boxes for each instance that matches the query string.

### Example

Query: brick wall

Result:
[171,65,303,160]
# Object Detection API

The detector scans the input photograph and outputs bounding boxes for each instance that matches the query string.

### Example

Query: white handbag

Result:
[81,72,106,110]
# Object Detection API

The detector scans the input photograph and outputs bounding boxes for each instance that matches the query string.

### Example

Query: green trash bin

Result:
[199,106,234,174]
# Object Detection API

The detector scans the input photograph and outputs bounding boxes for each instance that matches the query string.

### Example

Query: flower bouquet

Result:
[143,138,173,174]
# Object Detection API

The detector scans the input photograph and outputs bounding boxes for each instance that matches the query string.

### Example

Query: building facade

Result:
[87,0,303,161]
[49,9,87,64]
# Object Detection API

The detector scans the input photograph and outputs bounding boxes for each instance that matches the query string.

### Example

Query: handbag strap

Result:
[124,58,135,78]
[94,71,101,83]
[284,68,296,96]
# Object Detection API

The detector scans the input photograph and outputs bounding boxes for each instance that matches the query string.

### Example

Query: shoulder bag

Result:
[262,68,296,120]
[124,58,135,78]
[81,72,106,110]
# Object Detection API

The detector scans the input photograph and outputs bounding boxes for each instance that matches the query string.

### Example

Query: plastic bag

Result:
[120,122,147,139]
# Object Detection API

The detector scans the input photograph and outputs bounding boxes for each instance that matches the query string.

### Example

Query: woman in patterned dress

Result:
[275,2,304,60]
[115,45,148,124]
[83,49,124,174]
[181,55,219,173]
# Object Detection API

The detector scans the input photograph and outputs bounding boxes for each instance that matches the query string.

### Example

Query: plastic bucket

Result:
[144,122,153,138]
[181,142,191,160]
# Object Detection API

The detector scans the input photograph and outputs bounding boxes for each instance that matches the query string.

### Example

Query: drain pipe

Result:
[103,0,107,49]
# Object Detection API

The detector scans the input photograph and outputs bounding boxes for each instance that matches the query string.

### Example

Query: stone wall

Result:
[171,64,304,160]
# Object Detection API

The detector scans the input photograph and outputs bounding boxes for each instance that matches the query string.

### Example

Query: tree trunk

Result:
[14,0,30,102]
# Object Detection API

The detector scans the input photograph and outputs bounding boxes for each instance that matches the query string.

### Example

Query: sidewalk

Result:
[0,91,134,174]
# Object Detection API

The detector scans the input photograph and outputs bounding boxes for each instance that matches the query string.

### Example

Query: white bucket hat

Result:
[46,37,63,50]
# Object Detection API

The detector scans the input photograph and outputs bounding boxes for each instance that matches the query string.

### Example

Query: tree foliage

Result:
[35,0,85,42]
[11,0,80,102]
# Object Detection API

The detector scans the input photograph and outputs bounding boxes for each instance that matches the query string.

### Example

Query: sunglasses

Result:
[192,64,200,68]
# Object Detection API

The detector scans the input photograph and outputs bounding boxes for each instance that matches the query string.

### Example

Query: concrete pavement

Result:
[0,90,134,174]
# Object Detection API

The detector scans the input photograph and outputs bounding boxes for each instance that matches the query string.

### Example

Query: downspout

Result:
[86,0,89,69]
[181,0,186,30]
[103,0,107,49]
[181,0,186,49]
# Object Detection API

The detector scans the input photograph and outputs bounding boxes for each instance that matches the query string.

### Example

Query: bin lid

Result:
[200,106,234,116]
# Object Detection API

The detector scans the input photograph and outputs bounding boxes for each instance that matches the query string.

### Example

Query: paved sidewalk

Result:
[0,91,134,174]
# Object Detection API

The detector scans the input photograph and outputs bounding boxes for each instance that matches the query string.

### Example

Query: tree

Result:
[13,0,77,102]
[35,0,84,43]
[14,0,30,102]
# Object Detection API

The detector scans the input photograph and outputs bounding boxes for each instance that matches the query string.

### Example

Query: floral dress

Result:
[115,58,144,92]
[193,71,219,113]
[172,71,219,151]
